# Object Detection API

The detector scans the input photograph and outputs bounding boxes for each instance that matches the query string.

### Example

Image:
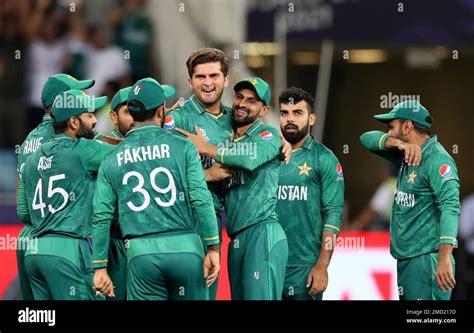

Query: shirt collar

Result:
[235,120,264,139]
[189,95,228,115]
[421,135,437,154]
[110,129,124,138]
[125,123,160,137]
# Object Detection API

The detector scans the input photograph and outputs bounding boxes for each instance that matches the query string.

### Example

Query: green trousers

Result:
[25,235,104,300]
[126,231,208,300]
[106,237,128,301]
[282,266,323,300]
[397,252,455,300]
[228,221,288,300]
[16,224,34,300]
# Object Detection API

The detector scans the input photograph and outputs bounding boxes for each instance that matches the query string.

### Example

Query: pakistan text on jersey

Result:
[394,188,416,207]
[117,144,171,166]
[277,185,308,201]
[223,170,246,190]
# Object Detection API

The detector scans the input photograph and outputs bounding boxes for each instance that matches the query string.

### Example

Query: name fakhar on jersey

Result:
[394,187,415,207]
[277,185,308,201]
[117,144,170,166]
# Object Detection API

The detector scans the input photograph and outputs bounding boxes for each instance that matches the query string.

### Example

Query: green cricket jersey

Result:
[17,135,116,238]
[17,115,54,177]
[166,95,233,212]
[215,120,282,237]
[360,131,460,259]
[92,124,219,268]
[276,135,344,266]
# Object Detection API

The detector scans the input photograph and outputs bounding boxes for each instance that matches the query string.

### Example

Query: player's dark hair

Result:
[399,118,431,135]
[127,100,159,122]
[278,87,315,114]
[52,120,69,134]
[186,48,229,78]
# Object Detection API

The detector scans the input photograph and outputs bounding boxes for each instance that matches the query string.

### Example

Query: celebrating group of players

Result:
[15,47,460,301]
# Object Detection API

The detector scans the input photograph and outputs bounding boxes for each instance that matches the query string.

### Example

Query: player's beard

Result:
[232,106,258,127]
[282,122,310,144]
[76,119,95,139]
[117,117,132,136]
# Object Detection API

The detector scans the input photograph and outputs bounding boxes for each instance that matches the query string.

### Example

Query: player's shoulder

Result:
[424,138,456,168]
[313,140,339,163]
[253,123,280,142]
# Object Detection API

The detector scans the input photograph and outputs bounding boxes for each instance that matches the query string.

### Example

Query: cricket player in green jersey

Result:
[16,89,115,300]
[277,88,344,300]
[92,78,220,300]
[166,48,233,299]
[178,77,289,300]
[360,100,460,300]
[16,73,95,300]
[93,86,134,300]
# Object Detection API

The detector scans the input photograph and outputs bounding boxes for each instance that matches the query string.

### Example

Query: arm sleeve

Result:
[359,131,404,166]
[216,128,281,172]
[92,162,117,269]
[16,169,31,224]
[78,139,116,174]
[427,155,461,246]
[319,152,345,236]
[166,109,187,132]
[185,142,219,246]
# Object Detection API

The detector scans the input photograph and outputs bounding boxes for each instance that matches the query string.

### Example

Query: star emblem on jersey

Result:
[298,162,312,176]
[407,170,417,184]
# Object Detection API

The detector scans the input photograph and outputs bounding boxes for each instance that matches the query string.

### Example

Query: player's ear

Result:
[309,113,316,126]
[109,110,118,125]
[187,77,193,90]
[223,75,230,88]
[68,116,79,131]
[259,105,270,118]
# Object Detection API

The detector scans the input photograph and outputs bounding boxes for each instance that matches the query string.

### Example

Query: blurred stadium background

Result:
[0,0,473,300]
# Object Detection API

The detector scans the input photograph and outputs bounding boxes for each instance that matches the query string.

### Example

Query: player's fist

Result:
[205,163,233,182]
[203,247,220,288]
[397,142,422,166]
[280,134,292,164]
[93,268,115,298]
[306,264,328,297]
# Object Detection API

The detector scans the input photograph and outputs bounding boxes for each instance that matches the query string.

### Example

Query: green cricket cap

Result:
[41,73,95,108]
[51,90,108,123]
[127,78,176,112]
[374,100,432,128]
[233,77,271,106]
[111,86,132,111]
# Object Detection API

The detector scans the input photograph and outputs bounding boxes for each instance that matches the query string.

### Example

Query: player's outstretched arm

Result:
[185,142,220,286]
[306,153,344,297]
[307,231,336,297]
[91,164,117,276]
[185,142,220,245]
[360,131,422,166]
[427,155,460,292]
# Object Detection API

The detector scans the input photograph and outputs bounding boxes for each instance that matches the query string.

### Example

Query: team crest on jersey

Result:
[133,85,143,95]
[439,164,452,177]
[163,116,175,129]
[259,131,273,141]
[336,163,344,176]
